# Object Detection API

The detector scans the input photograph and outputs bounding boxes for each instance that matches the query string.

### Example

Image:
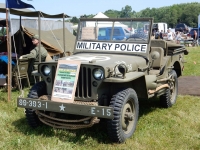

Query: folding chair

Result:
[12,60,30,89]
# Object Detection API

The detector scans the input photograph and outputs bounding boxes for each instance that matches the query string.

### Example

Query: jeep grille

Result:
[75,66,92,98]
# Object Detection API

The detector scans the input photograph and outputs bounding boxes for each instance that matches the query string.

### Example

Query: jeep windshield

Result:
[77,18,151,43]
[75,18,152,56]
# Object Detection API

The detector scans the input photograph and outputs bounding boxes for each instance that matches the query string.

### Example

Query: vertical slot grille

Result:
[75,66,92,98]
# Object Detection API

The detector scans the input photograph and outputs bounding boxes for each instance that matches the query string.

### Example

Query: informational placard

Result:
[51,60,81,103]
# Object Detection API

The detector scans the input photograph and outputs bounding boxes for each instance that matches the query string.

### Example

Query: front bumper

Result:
[17,98,114,119]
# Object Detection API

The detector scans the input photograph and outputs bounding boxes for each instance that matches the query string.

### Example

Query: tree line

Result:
[70,2,200,28]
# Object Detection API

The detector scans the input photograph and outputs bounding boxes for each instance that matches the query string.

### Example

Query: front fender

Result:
[103,72,145,83]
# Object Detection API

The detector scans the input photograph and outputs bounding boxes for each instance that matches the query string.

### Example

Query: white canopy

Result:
[93,12,109,18]
[71,12,127,30]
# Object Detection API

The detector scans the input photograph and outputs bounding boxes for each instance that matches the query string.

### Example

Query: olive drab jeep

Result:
[17,18,188,143]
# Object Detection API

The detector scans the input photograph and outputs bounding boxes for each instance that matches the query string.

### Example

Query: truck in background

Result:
[153,22,168,33]
[98,27,132,41]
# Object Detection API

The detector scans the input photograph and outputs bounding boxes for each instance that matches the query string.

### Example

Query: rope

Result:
[39,11,65,52]
[10,21,24,98]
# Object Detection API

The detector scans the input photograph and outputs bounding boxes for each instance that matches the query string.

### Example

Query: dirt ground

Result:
[178,76,200,96]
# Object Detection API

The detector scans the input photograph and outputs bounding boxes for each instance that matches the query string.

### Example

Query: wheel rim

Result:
[121,99,135,134]
[169,75,177,103]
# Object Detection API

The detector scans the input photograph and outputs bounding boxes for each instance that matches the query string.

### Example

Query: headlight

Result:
[43,65,51,76]
[93,68,104,80]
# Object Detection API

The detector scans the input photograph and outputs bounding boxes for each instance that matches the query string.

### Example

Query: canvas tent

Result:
[23,27,75,55]
[0,26,76,56]
[0,3,70,18]
[0,3,73,101]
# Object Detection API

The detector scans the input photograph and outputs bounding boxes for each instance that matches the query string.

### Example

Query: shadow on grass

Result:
[12,97,162,144]
[12,117,111,144]
[138,97,161,117]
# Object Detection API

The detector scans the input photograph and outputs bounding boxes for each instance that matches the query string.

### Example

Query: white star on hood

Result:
[59,104,65,111]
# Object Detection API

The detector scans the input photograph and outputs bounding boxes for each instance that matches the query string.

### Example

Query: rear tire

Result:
[160,70,178,108]
[107,88,139,143]
[25,81,47,128]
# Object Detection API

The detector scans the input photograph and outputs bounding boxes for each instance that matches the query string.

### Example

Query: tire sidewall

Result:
[169,70,178,105]
[25,81,47,128]
[160,70,178,108]
[119,89,139,139]
[107,88,139,143]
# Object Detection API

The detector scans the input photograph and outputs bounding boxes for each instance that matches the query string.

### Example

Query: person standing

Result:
[167,29,174,41]
[192,30,198,46]
[160,30,163,39]
[155,29,160,39]
[19,34,48,62]
[175,31,182,44]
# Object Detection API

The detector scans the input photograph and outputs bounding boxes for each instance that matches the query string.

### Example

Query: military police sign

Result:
[76,41,147,53]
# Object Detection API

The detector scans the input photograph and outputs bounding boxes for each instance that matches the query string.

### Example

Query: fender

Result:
[103,72,145,83]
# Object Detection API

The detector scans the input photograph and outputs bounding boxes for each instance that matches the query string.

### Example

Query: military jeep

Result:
[17,18,188,143]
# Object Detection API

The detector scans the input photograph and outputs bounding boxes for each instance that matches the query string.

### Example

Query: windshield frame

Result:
[77,18,152,43]
[74,18,153,57]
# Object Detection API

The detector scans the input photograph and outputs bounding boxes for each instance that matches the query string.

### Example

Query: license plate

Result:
[17,98,114,119]
[18,99,48,109]
[90,107,112,118]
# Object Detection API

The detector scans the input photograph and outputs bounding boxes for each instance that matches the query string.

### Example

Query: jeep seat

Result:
[151,39,167,49]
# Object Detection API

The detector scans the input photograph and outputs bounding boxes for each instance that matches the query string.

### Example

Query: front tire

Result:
[160,70,178,108]
[25,81,47,128]
[107,88,139,143]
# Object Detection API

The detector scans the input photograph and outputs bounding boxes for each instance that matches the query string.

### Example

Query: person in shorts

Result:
[192,30,198,46]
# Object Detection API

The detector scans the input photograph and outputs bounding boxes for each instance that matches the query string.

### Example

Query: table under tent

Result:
[0,8,75,89]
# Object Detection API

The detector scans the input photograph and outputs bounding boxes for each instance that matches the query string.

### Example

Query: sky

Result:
[0,0,199,18]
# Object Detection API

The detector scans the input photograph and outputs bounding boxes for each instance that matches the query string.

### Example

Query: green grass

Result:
[183,46,200,76]
[0,90,200,150]
[0,46,200,150]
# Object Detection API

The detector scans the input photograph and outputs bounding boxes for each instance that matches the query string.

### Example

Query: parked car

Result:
[98,27,131,40]
[175,23,189,34]
[187,28,200,38]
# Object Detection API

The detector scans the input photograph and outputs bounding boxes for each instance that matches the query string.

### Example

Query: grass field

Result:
[0,47,200,150]
[182,46,200,76]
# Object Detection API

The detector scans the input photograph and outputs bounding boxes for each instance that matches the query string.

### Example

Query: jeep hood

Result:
[62,53,148,73]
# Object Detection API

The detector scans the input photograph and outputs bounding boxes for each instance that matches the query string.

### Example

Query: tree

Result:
[70,17,79,24]
[104,9,120,18]
[120,5,132,18]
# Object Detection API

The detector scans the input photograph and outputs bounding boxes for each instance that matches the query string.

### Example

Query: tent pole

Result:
[63,13,66,56]
[38,12,41,81]
[19,16,22,56]
[6,8,12,102]
[38,12,41,63]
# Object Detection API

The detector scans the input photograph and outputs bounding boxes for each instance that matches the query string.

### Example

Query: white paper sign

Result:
[76,41,147,53]
[51,60,81,103]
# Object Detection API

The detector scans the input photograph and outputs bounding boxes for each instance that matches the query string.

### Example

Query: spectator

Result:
[175,31,182,44]
[167,29,174,40]
[192,30,198,47]
[160,30,163,39]
[151,31,155,39]
[155,29,160,39]
[19,34,47,62]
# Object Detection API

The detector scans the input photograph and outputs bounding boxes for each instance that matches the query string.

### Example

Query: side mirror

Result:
[151,51,160,60]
